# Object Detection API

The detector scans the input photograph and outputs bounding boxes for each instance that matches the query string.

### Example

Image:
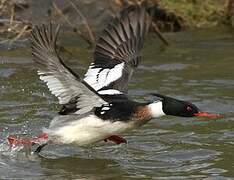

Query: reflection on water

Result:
[0,27,234,179]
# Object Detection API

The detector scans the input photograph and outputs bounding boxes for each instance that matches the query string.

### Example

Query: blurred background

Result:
[0,0,234,48]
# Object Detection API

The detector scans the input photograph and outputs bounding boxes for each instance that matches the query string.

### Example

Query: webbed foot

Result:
[104,135,127,145]
[7,133,49,154]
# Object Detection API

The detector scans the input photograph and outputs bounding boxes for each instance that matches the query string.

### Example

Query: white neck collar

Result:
[148,101,165,118]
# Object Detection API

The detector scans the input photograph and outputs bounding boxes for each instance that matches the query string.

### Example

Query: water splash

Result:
[0,139,25,158]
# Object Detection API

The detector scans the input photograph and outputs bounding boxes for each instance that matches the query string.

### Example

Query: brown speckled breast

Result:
[132,106,153,126]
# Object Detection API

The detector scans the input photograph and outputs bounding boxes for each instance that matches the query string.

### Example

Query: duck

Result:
[8,5,219,153]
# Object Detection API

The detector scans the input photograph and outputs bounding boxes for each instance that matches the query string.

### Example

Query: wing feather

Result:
[84,5,151,94]
[31,24,107,115]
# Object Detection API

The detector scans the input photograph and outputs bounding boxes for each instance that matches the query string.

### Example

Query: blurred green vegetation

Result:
[158,0,226,27]
[0,0,232,48]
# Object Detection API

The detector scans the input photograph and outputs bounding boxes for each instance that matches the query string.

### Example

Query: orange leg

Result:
[104,135,127,145]
[7,133,48,146]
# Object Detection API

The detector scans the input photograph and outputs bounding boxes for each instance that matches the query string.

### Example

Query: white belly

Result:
[44,115,135,146]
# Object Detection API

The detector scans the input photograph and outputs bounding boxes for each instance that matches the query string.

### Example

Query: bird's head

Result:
[150,93,220,118]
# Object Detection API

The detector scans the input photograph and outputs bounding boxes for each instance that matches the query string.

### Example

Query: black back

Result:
[94,99,145,122]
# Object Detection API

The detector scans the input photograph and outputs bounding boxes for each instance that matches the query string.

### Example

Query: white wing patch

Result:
[102,106,110,111]
[84,62,125,92]
[38,69,107,115]
[38,71,77,104]
[98,89,122,95]
[32,24,109,116]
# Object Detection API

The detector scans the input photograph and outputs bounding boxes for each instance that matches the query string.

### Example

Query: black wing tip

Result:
[119,4,151,26]
[31,22,60,36]
[120,4,145,18]
[31,23,61,64]
[31,23,61,52]
[98,3,150,40]
[112,4,151,35]
[94,3,151,65]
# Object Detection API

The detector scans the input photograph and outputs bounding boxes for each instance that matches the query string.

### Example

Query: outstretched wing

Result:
[84,5,151,94]
[31,24,107,115]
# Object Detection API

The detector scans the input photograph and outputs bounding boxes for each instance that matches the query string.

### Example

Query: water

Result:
[0,27,234,179]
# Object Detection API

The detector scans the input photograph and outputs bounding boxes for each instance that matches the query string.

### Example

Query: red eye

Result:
[187,106,192,111]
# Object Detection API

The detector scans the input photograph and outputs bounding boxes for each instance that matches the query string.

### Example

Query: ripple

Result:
[1,28,234,179]
[0,68,15,78]
[139,63,189,71]
[201,168,228,175]
[154,149,221,163]
[166,162,214,173]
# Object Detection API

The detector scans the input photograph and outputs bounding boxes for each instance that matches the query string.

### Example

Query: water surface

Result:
[0,27,234,179]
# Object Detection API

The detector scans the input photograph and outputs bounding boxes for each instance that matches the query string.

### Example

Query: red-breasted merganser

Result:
[8,5,220,153]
